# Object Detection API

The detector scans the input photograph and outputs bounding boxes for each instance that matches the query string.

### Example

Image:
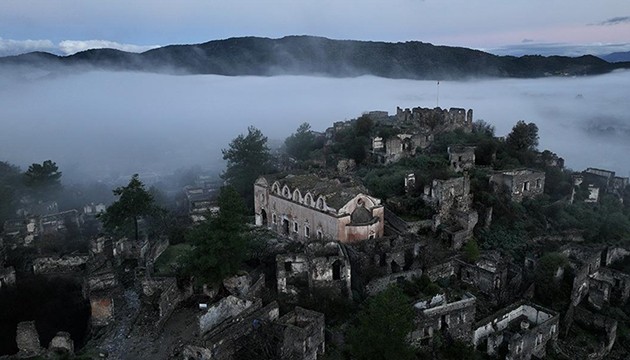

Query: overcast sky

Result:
[1,0,629,56]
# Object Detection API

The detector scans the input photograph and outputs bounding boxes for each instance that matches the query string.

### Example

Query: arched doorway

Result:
[282,219,290,235]
[260,209,268,226]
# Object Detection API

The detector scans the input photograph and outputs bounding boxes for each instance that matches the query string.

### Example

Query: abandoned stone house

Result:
[588,267,630,309]
[276,240,352,299]
[421,175,478,249]
[16,200,59,217]
[82,202,106,216]
[561,245,630,309]
[489,169,545,203]
[370,132,433,164]
[351,235,424,294]
[582,167,629,201]
[410,292,476,346]
[186,301,325,360]
[254,174,384,243]
[569,306,618,359]
[455,251,522,297]
[448,145,476,173]
[472,301,559,360]
[184,185,217,222]
[2,209,82,247]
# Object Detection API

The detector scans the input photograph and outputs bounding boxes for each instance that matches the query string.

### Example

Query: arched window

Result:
[282,185,291,199]
[316,197,325,210]
[304,193,313,207]
[292,189,301,202]
[272,182,281,195]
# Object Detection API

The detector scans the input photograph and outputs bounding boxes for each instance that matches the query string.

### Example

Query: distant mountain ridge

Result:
[601,51,630,63]
[1,35,628,79]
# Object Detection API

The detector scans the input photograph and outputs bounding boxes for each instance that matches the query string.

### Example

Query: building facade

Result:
[254,174,384,243]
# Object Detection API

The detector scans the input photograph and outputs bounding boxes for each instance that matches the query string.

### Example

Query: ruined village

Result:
[1,105,630,360]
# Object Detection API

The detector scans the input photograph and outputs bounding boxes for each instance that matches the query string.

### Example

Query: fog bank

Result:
[1,70,629,182]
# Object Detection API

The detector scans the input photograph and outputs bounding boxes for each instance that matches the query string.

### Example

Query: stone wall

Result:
[448,145,476,173]
[16,321,42,357]
[604,247,630,266]
[573,306,617,360]
[395,106,473,134]
[32,255,89,274]
[490,169,545,203]
[198,302,280,360]
[276,307,326,360]
[142,276,190,323]
[276,241,352,299]
[473,302,559,360]
[0,266,16,288]
[426,260,456,282]
[49,331,74,354]
[365,268,424,296]
[198,295,261,335]
[411,293,476,346]
[90,295,115,327]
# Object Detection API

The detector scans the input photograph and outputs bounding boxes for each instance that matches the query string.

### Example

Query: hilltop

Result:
[1,35,627,79]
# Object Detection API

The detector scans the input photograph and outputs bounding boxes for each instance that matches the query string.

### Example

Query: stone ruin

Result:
[276,240,352,300]
[396,106,473,134]
[421,175,478,249]
[473,301,559,360]
[411,292,477,347]
[489,169,545,203]
[13,321,75,358]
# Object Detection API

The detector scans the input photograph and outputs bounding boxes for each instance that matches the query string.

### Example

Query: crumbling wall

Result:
[411,294,476,346]
[277,243,352,299]
[276,307,326,360]
[490,170,545,203]
[574,306,617,360]
[426,260,455,281]
[198,295,260,335]
[448,145,476,173]
[365,269,424,296]
[395,106,473,134]
[197,302,280,360]
[49,331,74,354]
[277,253,310,297]
[16,321,41,357]
[32,255,89,274]
[473,302,559,360]
[0,266,16,288]
[142,277,189,323]
[604,247,630,266]
[90,295,114,327]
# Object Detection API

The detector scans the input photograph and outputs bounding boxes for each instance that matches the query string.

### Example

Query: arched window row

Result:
[270,181,327,210]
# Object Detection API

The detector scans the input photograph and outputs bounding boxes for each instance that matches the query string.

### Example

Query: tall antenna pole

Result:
[436,81,440,108]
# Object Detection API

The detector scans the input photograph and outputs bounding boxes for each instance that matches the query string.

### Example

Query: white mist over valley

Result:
[1,69,629,182]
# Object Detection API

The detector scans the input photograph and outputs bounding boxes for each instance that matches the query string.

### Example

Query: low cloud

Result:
[58,40,160,55]
[0,37,56,56]
[0,37,160,57]
[485,42,630,57]
[0,69,629,183]
[592,16,630,26]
